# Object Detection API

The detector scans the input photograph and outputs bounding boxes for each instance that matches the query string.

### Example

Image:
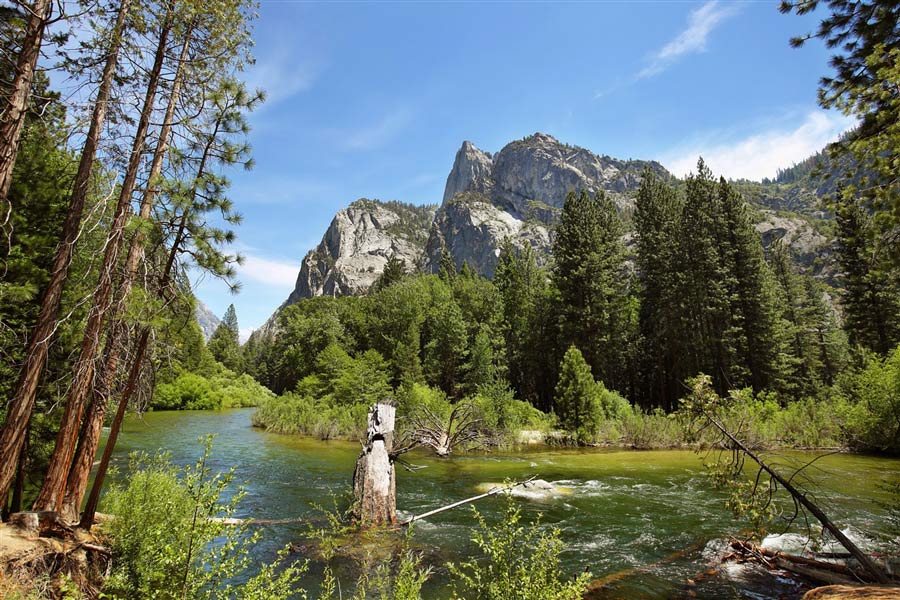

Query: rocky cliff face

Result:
[284,199,436,303]
[443,133,669,217]
[427,133,666,274]
[423,192,551,278]
[195,301,221,341]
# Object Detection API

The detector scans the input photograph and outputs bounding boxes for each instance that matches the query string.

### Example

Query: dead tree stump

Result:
[352,403,396,526]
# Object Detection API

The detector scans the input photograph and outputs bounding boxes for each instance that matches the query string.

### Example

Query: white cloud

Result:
[239,327,255,344]
[342,106,414,151]
[243,43,322,108]
[638,1,737,79]
[238,253,299,287]
[661,110,856,181]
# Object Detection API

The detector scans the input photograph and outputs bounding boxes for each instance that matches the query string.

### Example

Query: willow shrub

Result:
[100,437,303,600]
[840,345,900,454]
[153,368,274,410]
[447,495,591,600]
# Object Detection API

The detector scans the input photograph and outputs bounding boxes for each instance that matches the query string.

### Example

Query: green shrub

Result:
[252,393,369,439]
[152,368,273,410]
[100,437,304,599]
[447,496,591,600]
[840,346,900,454]
[471,382,552,440]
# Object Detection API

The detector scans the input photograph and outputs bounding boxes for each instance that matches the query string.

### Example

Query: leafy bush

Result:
[153,367,274,410]
[252,392,369,439]
[100,438,303,599]
[447,496,591,600]
[840,346,900,454]
[471,382,552,440]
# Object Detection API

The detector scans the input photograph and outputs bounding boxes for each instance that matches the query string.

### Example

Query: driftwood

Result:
[803,585,900,599]
[400,476,536,526]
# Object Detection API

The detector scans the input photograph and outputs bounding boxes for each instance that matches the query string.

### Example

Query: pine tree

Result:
[553,189,632,392]
[373,254,406,292]
[494,238,554,409]
[717,177,784,392]
[554,346,601,443]
[835,194,900,353]
[423,298,468,397]
[781,0,900,244]
[463,326,495,394]
[209,304,242,371]
[80,77,258,528]
[634,173,683,410]
[0,0,132,504]
[439,246,457,283]
[0,0,53,205]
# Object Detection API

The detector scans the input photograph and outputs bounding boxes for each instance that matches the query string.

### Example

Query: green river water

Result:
[107,408,900,599]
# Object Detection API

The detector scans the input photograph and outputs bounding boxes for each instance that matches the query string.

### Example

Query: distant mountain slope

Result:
[195,301,221,341]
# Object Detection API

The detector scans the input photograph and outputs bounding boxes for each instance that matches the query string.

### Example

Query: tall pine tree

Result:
[553,189,632,393]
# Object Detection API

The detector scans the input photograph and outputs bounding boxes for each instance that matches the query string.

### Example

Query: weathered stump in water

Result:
[352,403,396,525]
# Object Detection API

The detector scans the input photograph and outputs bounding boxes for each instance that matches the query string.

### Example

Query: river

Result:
[106,408,899,599]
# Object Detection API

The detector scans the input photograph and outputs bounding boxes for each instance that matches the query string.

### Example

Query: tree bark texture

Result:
[60,22,192,522]
[0,0,52,202]
[0,0,132,504]
[352,403,397,526]
[32,7,172,514]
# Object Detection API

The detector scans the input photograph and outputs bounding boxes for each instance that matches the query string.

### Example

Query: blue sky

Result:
[191,0,850,337]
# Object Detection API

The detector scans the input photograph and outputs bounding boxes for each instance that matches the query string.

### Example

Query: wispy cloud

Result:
[243,42,323,108]
[238,253,299,287]
[340,106,415,151]
[638,1,737,79]
[660,110,856,181]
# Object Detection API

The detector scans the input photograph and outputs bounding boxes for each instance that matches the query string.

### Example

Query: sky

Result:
[191,0,851,338]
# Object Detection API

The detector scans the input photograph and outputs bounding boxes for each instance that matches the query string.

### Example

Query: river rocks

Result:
[474,479,573,500]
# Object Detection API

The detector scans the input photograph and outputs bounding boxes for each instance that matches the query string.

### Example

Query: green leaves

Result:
[448,496,590,600]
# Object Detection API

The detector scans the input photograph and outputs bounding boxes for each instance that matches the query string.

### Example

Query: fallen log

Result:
[729,540,860,579]
[399,476,536,526]
[772,557,858,587]
[803,584,900,599]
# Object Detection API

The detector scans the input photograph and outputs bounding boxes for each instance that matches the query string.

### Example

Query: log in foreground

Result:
[352,403,397,525]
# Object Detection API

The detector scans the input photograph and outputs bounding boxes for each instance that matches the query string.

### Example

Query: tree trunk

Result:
[60,22,192,522]
[352,403,397,526]
[0,0,52,203]
[80,214,188,530]
[32,5,172,514]
[0,0,132,504]
[79,328,148,528]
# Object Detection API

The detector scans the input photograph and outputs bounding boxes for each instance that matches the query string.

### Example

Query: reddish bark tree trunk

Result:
[0,0,132,504]
[0,0,52,203]
[60,23,193,522]
[79,328,149,528]
[32,6,172,514]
